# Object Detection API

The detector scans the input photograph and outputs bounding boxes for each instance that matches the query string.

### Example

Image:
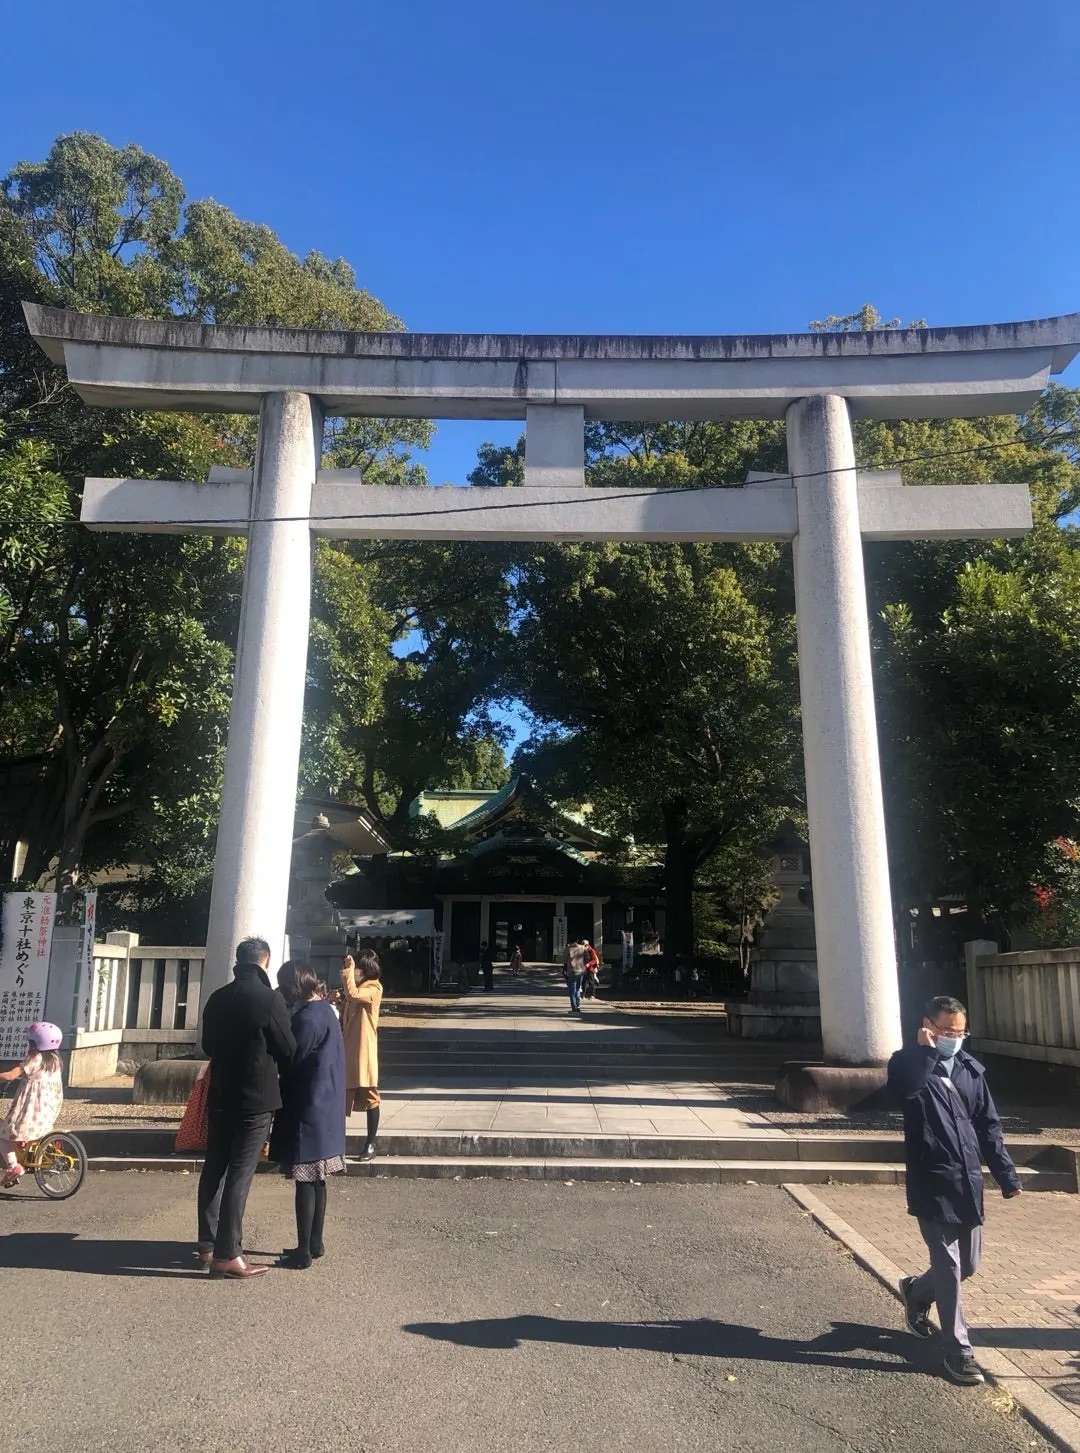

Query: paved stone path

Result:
[0,1175,1051,1452]
[806,1184,1080,1443]
[348,970,790,1139]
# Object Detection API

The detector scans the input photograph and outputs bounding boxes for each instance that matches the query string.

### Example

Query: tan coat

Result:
[340,961,383,1089]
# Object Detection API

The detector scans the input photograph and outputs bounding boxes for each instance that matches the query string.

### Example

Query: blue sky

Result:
[4,0,1079,490]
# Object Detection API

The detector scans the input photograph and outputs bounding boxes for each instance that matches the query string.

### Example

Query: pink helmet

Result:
[27,1021,63,1051]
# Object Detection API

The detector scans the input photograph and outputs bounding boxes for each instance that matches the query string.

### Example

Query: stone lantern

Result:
[727,822,820,1039]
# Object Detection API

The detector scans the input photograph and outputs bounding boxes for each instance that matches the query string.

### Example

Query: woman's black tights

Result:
[294,1180,328,1261]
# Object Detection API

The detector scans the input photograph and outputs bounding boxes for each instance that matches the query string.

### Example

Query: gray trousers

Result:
[911,1218,983,1354]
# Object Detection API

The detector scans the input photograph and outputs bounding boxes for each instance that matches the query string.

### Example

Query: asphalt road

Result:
[0,1173,1047,1453]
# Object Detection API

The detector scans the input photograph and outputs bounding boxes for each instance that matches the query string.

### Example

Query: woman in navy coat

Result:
[270,961,346,1269]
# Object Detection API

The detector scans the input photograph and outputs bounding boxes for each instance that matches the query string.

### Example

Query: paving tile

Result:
[811,1183,1080,1431]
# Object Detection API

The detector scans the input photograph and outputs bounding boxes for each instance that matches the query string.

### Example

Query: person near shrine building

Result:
[340,949,383,1161]
[563,938,587,1014]
[270,960,346,1270]
[197,937,296,1280]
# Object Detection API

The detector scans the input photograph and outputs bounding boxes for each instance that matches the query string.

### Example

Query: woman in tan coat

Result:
[340,950,383,1161]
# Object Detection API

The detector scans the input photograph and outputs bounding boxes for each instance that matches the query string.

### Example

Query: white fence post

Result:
[964,938,997,1039]
[160,959,180,1030]
[185,958,203,1030]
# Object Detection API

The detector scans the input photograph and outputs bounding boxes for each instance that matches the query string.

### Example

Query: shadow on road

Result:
[977,1326,1080,1353]
[402,1314,936,1372]
[0,1233,215,1279]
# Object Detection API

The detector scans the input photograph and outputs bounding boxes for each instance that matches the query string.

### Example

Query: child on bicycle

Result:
[0,1022,64,1186]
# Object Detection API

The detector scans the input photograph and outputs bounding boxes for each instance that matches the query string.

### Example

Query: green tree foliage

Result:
[863,388,1080,939]
[486,419,798,959]
[0,132,507,928]
[304,539,513,833]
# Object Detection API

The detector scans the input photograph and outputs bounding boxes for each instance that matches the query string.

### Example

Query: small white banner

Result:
[80,889,99,1030]
[338,909,435,938]
[0,891,56,1061]
[552,915,568,958]
[432,930,444,985]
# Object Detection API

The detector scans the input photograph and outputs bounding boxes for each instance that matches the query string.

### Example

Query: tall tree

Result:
[863,389,1080,940]
[303,538,514,834]
[0,133,441,916]
[488,419,800,960]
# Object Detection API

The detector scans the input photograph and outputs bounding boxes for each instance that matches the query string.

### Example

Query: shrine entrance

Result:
[491,902,553,963]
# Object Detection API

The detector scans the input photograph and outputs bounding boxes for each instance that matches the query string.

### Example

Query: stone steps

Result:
[82,1155,1075,1190]
[73,1126,1079,1190]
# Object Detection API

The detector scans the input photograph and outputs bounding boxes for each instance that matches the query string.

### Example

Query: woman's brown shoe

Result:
[208,1256,268,1279]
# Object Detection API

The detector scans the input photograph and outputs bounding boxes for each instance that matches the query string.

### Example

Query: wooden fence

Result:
[966,940,1080,1067]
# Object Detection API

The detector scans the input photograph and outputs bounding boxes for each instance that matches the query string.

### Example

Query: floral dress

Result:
[1,1054,64,1142]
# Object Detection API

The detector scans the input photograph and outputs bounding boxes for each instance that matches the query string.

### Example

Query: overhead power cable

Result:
[0,435,1067,531]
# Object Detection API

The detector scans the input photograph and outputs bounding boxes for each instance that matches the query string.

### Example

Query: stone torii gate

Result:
[24,304,1080,1082]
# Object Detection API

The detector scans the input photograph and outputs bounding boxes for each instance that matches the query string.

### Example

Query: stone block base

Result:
[133,1056,207,1105]
[775,1061,889,1112]
[66,1040,120,1087]
[727,1001,822,1039]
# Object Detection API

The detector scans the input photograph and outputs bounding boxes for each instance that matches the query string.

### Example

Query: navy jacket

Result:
[270,999,346,1167]
[201,963,296,1117]
[887,1044,1021,1226]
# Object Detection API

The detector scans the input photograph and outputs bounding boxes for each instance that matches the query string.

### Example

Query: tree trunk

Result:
[661,798,697,964]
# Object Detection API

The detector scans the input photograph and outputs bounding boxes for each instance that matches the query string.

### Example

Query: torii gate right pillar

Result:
[786,394,901,1073]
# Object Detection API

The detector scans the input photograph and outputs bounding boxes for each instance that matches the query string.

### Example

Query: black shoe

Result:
[943,1351,984,1386]
[283,1243,324,1261]
[361,1142,376,1161]
[276,1249,313,1270]
[899,1276,933,1339]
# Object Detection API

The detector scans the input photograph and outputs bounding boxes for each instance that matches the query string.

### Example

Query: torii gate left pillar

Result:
[205,392,322,980]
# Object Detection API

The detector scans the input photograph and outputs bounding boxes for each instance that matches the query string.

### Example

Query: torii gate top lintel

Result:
[22,302,1080,421]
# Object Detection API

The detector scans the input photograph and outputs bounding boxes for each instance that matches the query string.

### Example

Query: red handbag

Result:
[174,1067,210,1152]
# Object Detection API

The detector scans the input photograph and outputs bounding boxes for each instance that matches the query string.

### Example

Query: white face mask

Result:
[935,1035,964,1060]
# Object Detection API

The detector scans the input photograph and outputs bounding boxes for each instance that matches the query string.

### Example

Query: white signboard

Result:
[80,890,99,1030]
[0,892,55,1061]
[432,930,444,986]
[552,915,568,959]
[338,909,435,938]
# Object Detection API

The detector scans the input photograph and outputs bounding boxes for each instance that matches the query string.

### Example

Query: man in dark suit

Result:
[196,937,295,1279]
[888,995,1021,1385]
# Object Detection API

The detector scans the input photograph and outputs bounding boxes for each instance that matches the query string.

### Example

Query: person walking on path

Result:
[563,938,587,1014]
[197,937,296,1280]
[887,994,1022,1386]
[509,945,524,977]
[581,939,600,999]
[341,950,383,1161]
[480,940,495,993]
[271,961,347,1270]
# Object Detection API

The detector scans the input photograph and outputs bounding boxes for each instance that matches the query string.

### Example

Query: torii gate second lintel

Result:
[24,305,1080,1076]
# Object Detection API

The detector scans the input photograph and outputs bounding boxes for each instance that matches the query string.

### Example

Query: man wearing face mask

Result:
[887,994,1022,1387]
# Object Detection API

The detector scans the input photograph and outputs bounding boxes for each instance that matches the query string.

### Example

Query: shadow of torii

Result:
[403,1313,933,1374]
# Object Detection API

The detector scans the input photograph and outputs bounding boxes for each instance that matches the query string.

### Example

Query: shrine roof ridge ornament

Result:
[22,303,1080,422]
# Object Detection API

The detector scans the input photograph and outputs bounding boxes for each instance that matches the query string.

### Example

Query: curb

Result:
[783,1184,1080,1453]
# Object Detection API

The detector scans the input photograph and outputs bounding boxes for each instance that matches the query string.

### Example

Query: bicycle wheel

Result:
[33,1132,87,1199]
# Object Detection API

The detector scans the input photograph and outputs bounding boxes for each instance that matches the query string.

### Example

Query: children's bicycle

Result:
[2,1132,88,1200]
